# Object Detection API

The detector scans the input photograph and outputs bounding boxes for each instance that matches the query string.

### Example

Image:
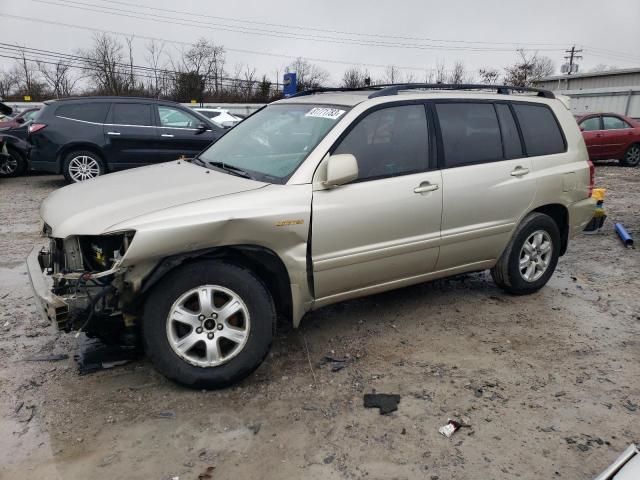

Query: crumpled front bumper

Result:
[26,246,69,329]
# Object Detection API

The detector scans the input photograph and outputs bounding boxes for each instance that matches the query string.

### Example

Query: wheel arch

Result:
[58,143,106,171]
[135,245,293,327]
[530,203,569,256]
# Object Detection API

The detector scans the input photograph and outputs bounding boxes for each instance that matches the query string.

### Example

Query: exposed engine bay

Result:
[37,227,136,343]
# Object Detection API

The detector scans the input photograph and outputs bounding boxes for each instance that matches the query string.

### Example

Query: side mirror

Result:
[195,122,209,134]
[323,154,358,187]
[579,126,585,132]
[15,117,25,124]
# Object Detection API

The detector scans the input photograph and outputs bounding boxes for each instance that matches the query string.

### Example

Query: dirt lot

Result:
[0,165,638,480]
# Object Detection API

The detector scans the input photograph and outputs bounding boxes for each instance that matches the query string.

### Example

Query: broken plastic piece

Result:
[614,223,634,247]
[363,393,401,414]
[439,419,463,438]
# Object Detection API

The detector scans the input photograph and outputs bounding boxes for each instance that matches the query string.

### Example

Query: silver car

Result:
[27,84,595,388]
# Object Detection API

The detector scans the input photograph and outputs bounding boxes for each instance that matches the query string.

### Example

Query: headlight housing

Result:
[77,231,135,272]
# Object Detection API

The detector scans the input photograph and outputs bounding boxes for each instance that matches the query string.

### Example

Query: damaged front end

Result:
[27,228,135,341]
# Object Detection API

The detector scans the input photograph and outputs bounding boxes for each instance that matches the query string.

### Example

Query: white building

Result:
[533,68,640,119]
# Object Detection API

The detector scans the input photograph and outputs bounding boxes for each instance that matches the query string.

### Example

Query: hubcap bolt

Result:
[217,324,223,330]
[196,327,203,334]
[212,313,218,319]
[207,332,214,339]
[198,314,205,321]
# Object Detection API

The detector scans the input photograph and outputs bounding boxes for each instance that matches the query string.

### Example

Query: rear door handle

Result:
[510,167,530,177]
[107,131,121,136]
[161,134,174,138]
[414,182,439,194]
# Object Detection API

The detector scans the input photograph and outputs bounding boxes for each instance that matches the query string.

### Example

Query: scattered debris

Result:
[319,355,349,372]
[614,223,634,248]
[18,405,36,423]
[24,353,69,362]
[323,453,335,464]
[99,453,119,467]
[247,422,261,435]
[363,393,401,415]
[14,401,24,414]
[153,411,176,419]
[197,466,215,480]
[439,418,471,438]
[75,335,141,374]
[622,399,638,412]
[554,391,567,397]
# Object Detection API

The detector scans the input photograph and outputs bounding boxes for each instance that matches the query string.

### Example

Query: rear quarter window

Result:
[513,104,566,156]
[55,103,110,123]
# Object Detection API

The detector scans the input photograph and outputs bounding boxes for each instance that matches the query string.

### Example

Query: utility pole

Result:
[564,45,583,75]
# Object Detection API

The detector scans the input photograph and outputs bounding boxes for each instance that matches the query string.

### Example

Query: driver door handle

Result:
[510,166,530,177]
[107,131,121,136]
[414,182,439,194]
[161,134,174,138]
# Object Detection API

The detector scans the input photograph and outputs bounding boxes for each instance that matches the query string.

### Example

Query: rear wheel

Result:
[62,150,105,183]
[0,147,27,178]
[142,260,275,389]
[621,144,640,167]
[491,212,560,295]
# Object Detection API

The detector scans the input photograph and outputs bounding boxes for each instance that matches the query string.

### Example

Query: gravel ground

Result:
[0,165,638,480]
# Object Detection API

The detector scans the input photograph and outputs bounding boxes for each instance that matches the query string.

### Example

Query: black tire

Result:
[142,260,275,389]
[491,212,561,295]
[621,144,640,167]
[62,150,105,183]
[0,147,27,178]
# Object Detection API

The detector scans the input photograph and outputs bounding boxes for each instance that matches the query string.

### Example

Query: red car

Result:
[576,113,640,167]
[0,107,40,129]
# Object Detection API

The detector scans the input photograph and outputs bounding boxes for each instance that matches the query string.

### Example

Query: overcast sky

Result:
[2,0,640,85]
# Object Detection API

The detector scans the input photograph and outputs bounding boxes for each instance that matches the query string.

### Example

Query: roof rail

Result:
[367,83,555,99]
[289,86,379,98]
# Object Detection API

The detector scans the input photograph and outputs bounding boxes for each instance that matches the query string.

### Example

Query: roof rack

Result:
[368,83,555,99]
[289,83,555,100]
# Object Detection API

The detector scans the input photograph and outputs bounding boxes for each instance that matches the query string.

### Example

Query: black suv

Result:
[28,97,226,182]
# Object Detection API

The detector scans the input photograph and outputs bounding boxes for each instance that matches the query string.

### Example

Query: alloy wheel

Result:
[68,155,100,182]
[519,230,553,282]
[625,145,640,166]
[166,285,250,368]
[0,154,18,175]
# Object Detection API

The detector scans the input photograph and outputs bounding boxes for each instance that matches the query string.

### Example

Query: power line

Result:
[32,0,564,53]
[1,14,452,72]
[61,0,572,49]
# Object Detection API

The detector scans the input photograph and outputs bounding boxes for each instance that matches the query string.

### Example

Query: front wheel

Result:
[62,150,105,183]
[621,144,640,167]
[142,260,275,389]
[491,212,560,295]
[0,147,27,178]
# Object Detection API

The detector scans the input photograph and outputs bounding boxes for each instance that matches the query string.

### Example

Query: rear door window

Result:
[579,116,601,131]
[55,103,110,123]
[333,104,429,181]
[495,104,523,159]
[602,116,631,130]
[111,103,154,126]
[436,102,503,167]
[513,104,566,156]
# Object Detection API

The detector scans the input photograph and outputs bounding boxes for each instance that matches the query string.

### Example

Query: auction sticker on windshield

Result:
[305,107,345,120]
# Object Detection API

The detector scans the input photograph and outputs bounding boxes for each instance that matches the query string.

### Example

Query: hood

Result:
[41,160,267,237]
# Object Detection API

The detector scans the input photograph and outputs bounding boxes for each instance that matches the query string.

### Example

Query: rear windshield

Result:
[198,104,348,183]
[55,103,110,123]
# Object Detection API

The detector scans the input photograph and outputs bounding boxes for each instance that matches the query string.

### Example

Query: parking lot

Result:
[0,164,638,479]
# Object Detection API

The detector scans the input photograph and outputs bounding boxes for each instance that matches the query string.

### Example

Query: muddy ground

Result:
[0,165,638,480]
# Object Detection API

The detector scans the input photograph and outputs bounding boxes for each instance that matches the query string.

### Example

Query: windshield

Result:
[198,104,348,183]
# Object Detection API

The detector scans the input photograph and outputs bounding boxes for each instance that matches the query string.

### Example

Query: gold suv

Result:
[28,84,595,388]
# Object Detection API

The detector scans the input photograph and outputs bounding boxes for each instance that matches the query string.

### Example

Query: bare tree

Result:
[12,46,45,98]
[448,61,465,84]
[590,63,616,73]
[382,65,401,84]
[478,67,501,84]
[286,57,329,91]
[0,69,17,100]
[78,33,131,95]
[504,50,555,87]
[341,66,369,88]
[174,38,226,96]
[144,40,168,98]
[435,60,447,84]
[37,60,80,98]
